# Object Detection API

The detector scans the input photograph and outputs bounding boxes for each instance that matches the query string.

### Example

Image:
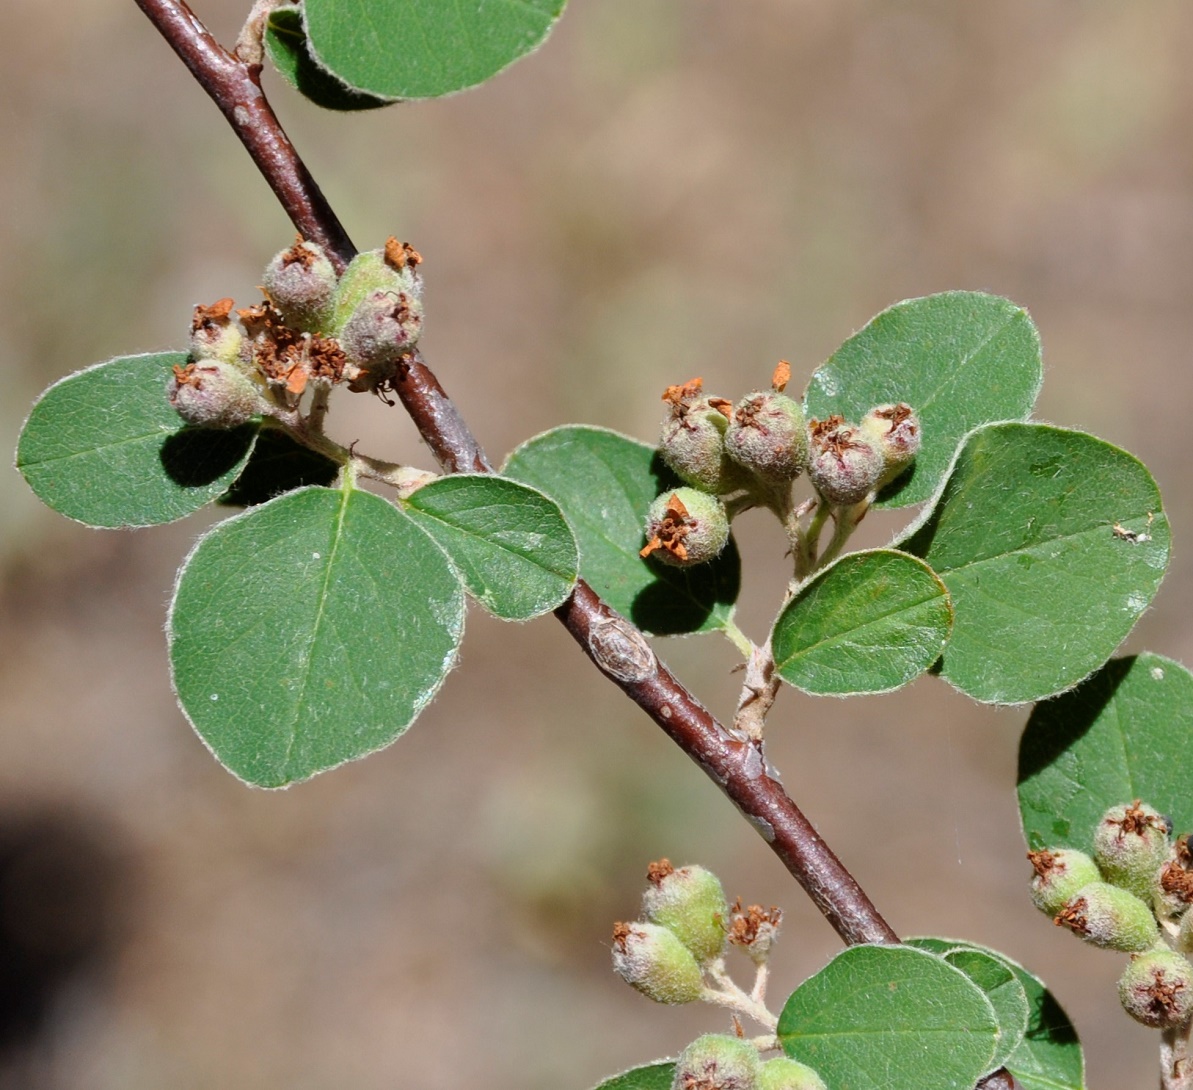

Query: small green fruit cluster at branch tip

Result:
[641,363,920,568]
[167,235,424,428]
[612,861,824,1090]
[1030,800,1193,1028]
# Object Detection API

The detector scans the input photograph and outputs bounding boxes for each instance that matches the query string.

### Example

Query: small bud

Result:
[611,921,704,1005]
[330,240,423,334]
[806,416,883,507]
[1054,881,1160,952]
[725,898,782,965]
[189,298,244,364]
[671,1034,759,1090]
[642,860,728,964]
[1118,950,1193,1028]
[168,361,265,429]
[641,489,730,567]
[756,1058,828,1090]
[339,288,423,391]
[261,237,338,332]
[659,378,747,495]
[1094,800,1172,903]
[1028,848,1101,917]
[724,391,808,485]
[859,403,920,487]
[1153,835,1193,921]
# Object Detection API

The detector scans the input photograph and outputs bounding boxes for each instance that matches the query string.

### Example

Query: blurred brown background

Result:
[3,1,1193,1087]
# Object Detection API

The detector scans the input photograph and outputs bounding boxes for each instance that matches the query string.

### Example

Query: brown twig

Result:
[133,0,895,947]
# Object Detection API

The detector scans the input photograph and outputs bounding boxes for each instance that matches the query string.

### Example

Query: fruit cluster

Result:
[642,368,920,568]
[1030,800,1193,1028]
[611,861,824,1090]
[167,236,423,428]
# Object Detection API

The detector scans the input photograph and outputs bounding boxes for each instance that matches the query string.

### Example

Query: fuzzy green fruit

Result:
[756,1058,828,1090]
[642,859,728,963]
[724,390,808,484]
[262,237,338,333]
[658,378,747,495]
[611,921,704,1005]
[806,416,883,507]
[189,298,244,365]
[330,239,422,334]
[1118,949,1193,1028]
[167,360,265,429]
[1028,848,1101,916]
[1054,881,1159,952]
[641,488,730,567]
[859,402,920,487]
[671,1034,759,1090]
[1094,800,1172,903]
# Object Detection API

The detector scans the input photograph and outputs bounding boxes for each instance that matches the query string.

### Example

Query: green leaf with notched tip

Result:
[503,425,739,636]
[1018,652,1193,851]
[169,486,463,788]
[899,422,1168,704]
[403,473,578,620]
[804,292,1042,508]
[17,352,256,528]
[265,6,393,111]
[777,944,998,1090]
[772,549,951,696]
[302,0,567,100]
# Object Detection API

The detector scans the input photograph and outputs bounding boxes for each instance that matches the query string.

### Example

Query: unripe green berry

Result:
[339,288,424,391]
[1028,848,1101,916]
[1118,949,1193,1028]
[756,1057,828,1090]
[724,391,808,484]
[1054,881,1160,952]
[611,921,704,1005]
[641,488,730,567]
[659,378,746,495]
[1094,800,1172,903]
[1178,906,1193,953]
[1153,836,1193,921]
[859,402,921,487]
[262,237,338,332]
[671,1034,759,1090]
[642,859,728,964]
[189,298,244,365]
[168,361,265,429]
[806,416,883,507]
[331,239,423,334]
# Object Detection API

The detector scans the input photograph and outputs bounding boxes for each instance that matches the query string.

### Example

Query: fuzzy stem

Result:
[1161,1021,1193,1090]
[703,962,779,1031]
[137,0,899,950]
[816,498,869,571]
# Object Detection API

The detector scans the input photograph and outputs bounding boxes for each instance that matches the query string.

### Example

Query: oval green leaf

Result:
[777,944,998,1090]
[804,292,1042,508]
[169,486,464,787]
[402,473,578,620]
[592,1062,675,1090]
[303,0,567,101]
[265,6,394,111]
[942,948,1029,1073]
[899,422,1169,704]
[503,426,740,636]
[772,549,952,696]
[1019,652,1193,850]
[16,353,256,528]
[905,938,1083,1090]
[219,427,340,507]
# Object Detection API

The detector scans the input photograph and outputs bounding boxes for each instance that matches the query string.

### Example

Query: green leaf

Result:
[1018,652,1193,850]
[941,948,1029,1074]
[265,6,393,111]
[219,427,340,507]
[302,0,567,100]
[591,1062,675,1090]
[772,549,952,696]
[900,422,1169,704]
[503,426,740,636]
[169,486,464,787]
[905,939,1083,1090]
[804,292,1042,508]
[402,474,578,620]
[16,353,256,528]
[777,945,998,1090]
